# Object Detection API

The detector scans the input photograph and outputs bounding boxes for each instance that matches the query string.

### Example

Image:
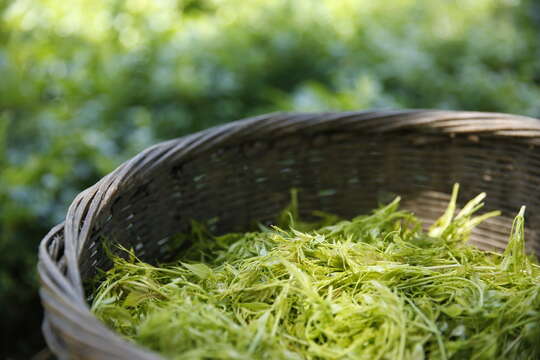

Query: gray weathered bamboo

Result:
[38,110,540,359]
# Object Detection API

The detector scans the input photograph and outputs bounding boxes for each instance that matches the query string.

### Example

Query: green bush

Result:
[1,0,539,357]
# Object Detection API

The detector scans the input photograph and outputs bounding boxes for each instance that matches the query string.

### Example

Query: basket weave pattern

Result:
[39,110,540,359]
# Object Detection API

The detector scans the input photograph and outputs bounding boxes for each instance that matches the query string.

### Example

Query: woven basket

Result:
[39,110,540,359]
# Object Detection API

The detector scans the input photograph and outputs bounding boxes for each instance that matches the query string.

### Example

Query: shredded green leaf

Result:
[91,186,540,360]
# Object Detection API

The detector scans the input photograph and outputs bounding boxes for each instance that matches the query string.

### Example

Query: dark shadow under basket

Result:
[39,110,540,359]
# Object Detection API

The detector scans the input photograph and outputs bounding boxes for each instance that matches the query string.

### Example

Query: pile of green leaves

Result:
[92,185,540,360]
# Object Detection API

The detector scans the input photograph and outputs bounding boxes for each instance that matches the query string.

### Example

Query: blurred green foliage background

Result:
[1,0,540,357]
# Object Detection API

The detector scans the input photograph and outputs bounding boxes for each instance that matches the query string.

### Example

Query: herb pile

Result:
[91,185,540,360]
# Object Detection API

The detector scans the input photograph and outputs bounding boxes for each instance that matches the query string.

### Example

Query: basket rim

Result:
[38,109,540,359]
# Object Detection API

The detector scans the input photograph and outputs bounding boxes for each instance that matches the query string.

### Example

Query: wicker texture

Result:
[39,110,540,359]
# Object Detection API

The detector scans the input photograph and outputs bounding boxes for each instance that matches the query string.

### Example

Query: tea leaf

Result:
[92,186,540,360]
